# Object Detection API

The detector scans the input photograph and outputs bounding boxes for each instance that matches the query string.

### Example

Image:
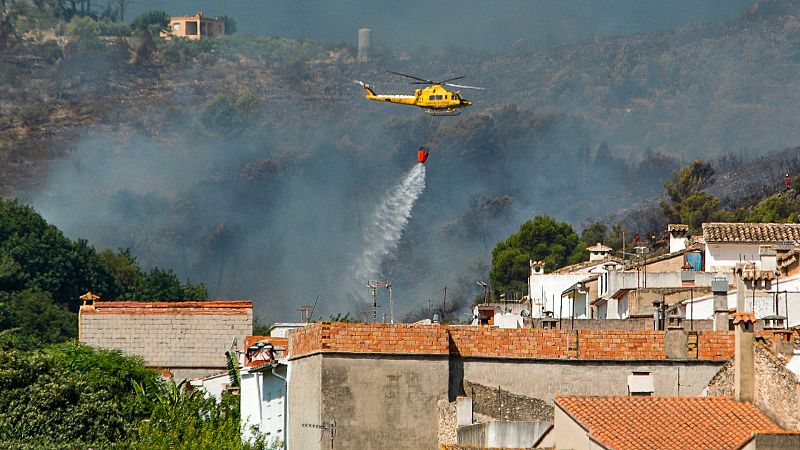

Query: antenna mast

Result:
[368,280,393,323]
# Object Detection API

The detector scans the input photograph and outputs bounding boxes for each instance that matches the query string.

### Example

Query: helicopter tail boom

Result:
[354,80,377,97]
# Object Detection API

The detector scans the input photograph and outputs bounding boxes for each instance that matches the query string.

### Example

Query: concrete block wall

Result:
[79,301,252,369]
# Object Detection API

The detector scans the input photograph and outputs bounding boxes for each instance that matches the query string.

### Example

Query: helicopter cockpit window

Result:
[429,95,435,100]
[436,95,443,100]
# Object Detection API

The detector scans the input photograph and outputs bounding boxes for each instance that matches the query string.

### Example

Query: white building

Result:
[703,222,800,272]
[529,257,622,319]
[240,337,289,448]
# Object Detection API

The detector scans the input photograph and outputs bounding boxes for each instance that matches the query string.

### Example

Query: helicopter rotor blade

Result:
[387,70,434,83]
[439,76,465,83]
[445,82,485,90]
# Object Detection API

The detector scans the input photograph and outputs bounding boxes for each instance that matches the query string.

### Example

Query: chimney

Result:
[712,277,729,331]
[664,315,689,359]
[733,312,755,402]
[735,264,748,313]
[772,330,794,358]
[668,224,688,253]
[759,245,777,273]
[530,260,545,275]
[587,243,612,262]
[627,371,655,396]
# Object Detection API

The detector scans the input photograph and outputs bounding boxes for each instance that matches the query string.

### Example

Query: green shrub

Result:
[132,10,169,33]
[99,18,132,36]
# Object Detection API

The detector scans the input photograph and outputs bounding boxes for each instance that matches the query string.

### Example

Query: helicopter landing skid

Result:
[425,109,460,117]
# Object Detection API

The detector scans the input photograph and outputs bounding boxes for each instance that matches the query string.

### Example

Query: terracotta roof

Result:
[733,311,756,325]
[554,396,784,450]
[85,301,252,315]
[703,223,800,244]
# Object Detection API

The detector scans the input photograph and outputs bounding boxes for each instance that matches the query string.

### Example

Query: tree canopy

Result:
[489,216,585,299]
[0,198,207,347]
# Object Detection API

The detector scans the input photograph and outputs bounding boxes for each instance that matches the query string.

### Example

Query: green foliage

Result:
[122,267,208,301]
[98,18,132,36]
[0,289,76,348]
[199,92,262,134]
[490,216,585,298]
[66,15,100,39]
[131,10,169,33]
[0,200,207,348]
[158,35,220,63]
[329,312,360,322]
[131,380,258,450]
[0,342,158,447]
[745,193,800,223]
[220,15,237,35]
[660,160,719,231]
[226,351,240,387]
[252,315,272,335]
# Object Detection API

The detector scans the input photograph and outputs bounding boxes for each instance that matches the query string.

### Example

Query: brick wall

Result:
[290,322,742,362]
[79,301,252,370]
[289,322,450,357]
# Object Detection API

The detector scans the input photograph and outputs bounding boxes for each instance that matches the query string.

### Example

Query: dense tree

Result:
[659,160,724,232]
[131,10,168,33]
[0,199,207,347]
[0,342,158,447]
[490,216,585,298]
[745,193,800,223]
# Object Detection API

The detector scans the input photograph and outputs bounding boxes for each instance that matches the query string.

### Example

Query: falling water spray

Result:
[351,164,427,302]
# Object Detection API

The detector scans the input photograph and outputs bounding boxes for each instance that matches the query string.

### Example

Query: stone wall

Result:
[463,381,553,422]
[79,301,252,373]
[707,340,800,430]
[437,399,457,446]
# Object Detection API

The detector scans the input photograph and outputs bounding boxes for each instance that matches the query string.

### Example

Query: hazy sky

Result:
[129,1,753,51]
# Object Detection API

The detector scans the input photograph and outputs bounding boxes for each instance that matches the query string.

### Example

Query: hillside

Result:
[3,2,800,319]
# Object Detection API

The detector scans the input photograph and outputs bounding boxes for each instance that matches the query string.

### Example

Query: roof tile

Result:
[703,223,800,244]
[555,396,786,450]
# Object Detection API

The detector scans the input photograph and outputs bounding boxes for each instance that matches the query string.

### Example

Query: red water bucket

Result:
[418,147,429,163]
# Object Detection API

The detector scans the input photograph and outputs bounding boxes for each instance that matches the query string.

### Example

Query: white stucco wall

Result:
[682,273,800,326]
[241,364,288,446]
[705,243,762,272]
[189,372,230,402]
[529,274,584,318]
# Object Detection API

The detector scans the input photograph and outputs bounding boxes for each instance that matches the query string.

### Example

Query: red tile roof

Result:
[555,396,784,450]
[703,223,800,244]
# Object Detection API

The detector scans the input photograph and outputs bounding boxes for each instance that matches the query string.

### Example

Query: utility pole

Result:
[442,286,447,322]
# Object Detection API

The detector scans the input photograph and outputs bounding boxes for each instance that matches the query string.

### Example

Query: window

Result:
[436,95,444,100]
[429,95,435,100]
[173,23,180,31]
[186,21,198,35]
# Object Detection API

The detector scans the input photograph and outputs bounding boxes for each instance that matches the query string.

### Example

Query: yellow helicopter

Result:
[355,71,484,116]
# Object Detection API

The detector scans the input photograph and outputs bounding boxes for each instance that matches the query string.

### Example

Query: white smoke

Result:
[350,164,427,301]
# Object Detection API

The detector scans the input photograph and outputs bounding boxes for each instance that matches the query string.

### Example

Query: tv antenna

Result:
[368,280,393,323]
